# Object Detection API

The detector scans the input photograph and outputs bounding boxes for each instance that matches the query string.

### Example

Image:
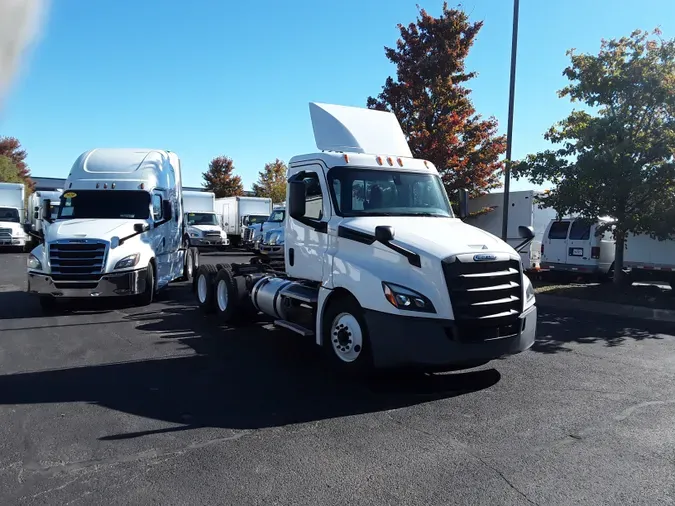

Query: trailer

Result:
[465,190,556,272]
[215,196,272,247]
[193,102,537,375]
[623,233,675,289]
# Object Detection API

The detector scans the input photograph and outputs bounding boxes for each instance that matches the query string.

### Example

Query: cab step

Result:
[274,319,314,337]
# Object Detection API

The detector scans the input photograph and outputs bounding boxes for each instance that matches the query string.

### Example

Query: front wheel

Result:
[136,263,155,306]
[322,297,374,377]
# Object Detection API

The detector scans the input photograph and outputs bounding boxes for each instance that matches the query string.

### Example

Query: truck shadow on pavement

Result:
[533,309,670,354]
[0,289,502,437]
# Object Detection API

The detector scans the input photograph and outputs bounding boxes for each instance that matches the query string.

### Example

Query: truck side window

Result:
[152,194,163,221]
[568,220,591,240]
[548,221,570,240]
[302,172,323,220]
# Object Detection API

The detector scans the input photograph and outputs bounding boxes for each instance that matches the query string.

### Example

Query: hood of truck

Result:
[0,221,24,234]
[46,218,143,242]
[189,225,223,234]
[339,216,516,259]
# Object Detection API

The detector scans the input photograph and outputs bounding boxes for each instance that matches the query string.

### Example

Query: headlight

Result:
[524,276,535,307]
[27,254,42,270]
[114,253,140,270]
[382,282,436,313]
[190,232,201,238]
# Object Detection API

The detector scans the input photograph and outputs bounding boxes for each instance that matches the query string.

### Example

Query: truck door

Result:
[543,220,571,266]
[151,192,171,286]
[566,219,594,270]
[287,168,329,282]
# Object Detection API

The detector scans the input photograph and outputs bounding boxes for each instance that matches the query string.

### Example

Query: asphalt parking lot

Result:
[1,250,675,505]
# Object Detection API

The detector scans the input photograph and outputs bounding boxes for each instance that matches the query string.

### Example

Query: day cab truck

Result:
[183,190,229,251]
[194,103,538,374]
[26,189,62,244]
[26,148,197,311]
[0,182,28,250]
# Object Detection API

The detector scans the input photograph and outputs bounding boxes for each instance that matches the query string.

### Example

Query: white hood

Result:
[189,224,223,234]
[340,216,515,260]
[46,218,143,242]
[0,220,24,233]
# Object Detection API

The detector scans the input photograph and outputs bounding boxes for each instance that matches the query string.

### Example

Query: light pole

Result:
[501,0,520,242]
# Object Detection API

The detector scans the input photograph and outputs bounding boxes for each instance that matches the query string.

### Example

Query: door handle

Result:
[162,237,166,247]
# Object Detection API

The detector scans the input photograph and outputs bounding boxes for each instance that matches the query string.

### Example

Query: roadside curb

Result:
[536,294,675,323]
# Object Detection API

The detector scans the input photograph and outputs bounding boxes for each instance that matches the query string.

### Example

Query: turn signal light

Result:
[397,157,403,166]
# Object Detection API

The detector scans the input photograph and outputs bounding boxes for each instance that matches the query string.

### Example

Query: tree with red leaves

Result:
[202,155,244,198]
[0,136,34,190]
[367,2,506,202]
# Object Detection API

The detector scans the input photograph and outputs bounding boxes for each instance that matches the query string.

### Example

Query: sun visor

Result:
[309,102,413,158]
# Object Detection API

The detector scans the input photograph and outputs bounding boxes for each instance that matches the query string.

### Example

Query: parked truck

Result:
[0,182,28,250]
[193,102,537,375]
[183,190,229,250]
[26,148,196,311]
[465,190,556,272]
[26,189,62,243]
[215,196,272,247]
[623,233,675,289]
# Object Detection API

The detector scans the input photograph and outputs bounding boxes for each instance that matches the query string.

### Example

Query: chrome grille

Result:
[205,232,221,238]
[49,241,107,281]
[442,255,523,342]
[243,228,252,242]
[0,228,11,241]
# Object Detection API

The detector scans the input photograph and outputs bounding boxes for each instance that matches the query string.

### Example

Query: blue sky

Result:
[0,0,672,191]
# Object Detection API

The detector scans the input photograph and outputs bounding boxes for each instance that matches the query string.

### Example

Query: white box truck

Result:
[0,182,28,249]
[465,190,557,272]
[26,148,197,311]
[623,233,675,289]
[27,189,62,242]
[216,196,272,247]
[183,190,229,250]
[193,102,537,375]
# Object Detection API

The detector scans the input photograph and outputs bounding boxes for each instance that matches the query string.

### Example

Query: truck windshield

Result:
[328,168,454,218]
[247,215,269,225]
[50,205,60,220]
[57,190,150,220]
[186,212,219,226]
[267,210,285,222]
[0,207,20,223]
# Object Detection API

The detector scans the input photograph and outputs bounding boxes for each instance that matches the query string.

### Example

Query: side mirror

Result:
[288,181,306,219]
[134,223,150,234]
[375,225,395,243]
[458,189,468,219]
[23,223,32,234]
[518,225,535,240]
[162,200,173,220]
[42,199,51,221]
[33,211,38,220]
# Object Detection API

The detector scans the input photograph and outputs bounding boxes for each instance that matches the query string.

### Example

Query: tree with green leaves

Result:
[0,155,23,183]
[252,159,287,203]
[202,155,244,198]
[367,2,506,202]
[514,29,675,284]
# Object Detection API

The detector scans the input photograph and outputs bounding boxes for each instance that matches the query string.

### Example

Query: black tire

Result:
[181,248,194,283]
[322,296,373,377]
[195,264,218,313]
[38,296,59,313]
[136,263,155,306]
[214,267,239,323]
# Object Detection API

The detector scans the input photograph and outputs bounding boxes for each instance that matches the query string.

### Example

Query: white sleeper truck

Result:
[183,190,229,251]
[26,148,196,311]
[0,182,27,250]
[194,103,537,374]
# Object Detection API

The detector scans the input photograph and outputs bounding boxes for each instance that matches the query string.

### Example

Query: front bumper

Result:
[27,268,148,298]
[191,237,228,247]
[0,236,25,246]
[364,305,537,369]
[259,244,283,257]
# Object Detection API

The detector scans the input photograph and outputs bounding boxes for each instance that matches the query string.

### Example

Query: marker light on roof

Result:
[424,161,429,168]
[376,156,383,165]
[96,183,100,188]
[111,183,116,189]
[343,154,349,163]
[386,156,393,166]
[139,183,144,189]
[397,157,404,166]
[103,183,108,189]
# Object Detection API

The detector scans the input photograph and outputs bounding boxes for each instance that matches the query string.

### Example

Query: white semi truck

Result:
[26,189,62,243]
[0,182,28,250]
[26,148,197,311]
[183,190,229,250]
[216,196,272,247]
[194,103,537,374]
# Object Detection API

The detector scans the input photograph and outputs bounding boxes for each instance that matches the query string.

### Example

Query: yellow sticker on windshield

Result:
[63,192,77,198]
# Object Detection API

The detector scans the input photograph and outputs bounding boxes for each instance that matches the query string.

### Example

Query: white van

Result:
[541,217,615,279]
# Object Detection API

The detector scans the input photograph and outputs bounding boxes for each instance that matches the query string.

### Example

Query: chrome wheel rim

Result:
[216,279,228,312]
[197,274,208,303]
